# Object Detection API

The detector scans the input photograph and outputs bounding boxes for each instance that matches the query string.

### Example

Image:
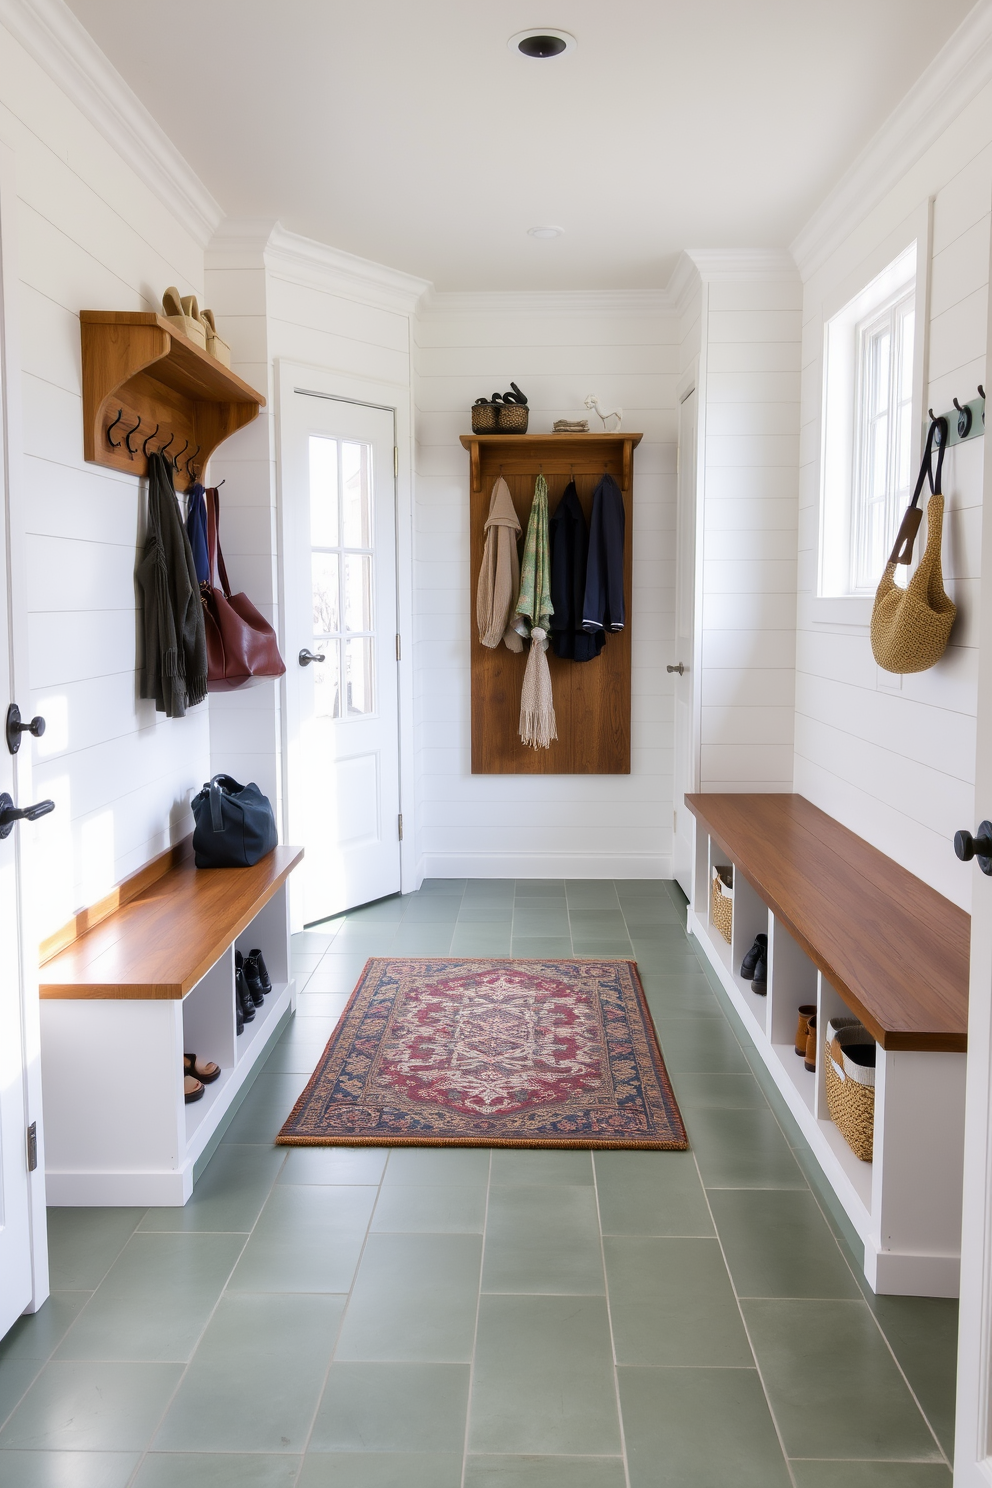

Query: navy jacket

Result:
[582,474,625,634]
[549,481,604,662]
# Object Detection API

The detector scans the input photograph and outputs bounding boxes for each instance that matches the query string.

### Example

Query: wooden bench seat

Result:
[686,792,969,1053]
[40,840,304,1000]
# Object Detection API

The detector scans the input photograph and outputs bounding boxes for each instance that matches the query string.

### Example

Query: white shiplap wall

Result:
[795,79,992,911]
[0,19,211,934]
[413,294,678,880]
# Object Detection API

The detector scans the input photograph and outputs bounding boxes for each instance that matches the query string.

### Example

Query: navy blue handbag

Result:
[191,774,277,868]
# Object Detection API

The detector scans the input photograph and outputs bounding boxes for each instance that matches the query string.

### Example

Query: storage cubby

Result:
[729,871,769,1037]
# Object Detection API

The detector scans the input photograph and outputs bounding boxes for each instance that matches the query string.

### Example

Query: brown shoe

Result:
[184,1074,205,1104]
[794,1005,816,1057]
[804,1015,818,1073]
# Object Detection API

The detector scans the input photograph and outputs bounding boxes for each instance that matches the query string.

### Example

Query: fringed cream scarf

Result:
[476,476,523,652]
[514,474,557,749]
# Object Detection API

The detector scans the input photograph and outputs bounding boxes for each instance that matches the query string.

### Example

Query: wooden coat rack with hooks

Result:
[460,431,641,775]
[80,311,264,490]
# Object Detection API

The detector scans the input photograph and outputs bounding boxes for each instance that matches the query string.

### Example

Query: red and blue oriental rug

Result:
[277,958,687,1150]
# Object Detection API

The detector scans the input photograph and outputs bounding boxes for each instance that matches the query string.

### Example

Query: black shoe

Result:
[739,933,766,981]
[243,959,266,1005]
[236,996,244,1035]
[751,952,767,995]
[247,949,272,995]
[236,968,256,1022]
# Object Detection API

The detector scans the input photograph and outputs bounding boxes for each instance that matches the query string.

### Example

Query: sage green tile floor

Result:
[0,879,956,1486]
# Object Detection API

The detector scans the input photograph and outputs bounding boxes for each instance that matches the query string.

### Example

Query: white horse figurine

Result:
[584,394,623,431]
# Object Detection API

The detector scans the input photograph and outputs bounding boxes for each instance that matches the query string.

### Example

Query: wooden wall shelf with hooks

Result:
[460,431,642,775]
[80,311,265,489]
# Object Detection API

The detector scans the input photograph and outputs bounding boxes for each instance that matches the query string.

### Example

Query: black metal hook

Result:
[186,445,201,480]
[172,439,189,473]
[106,408,124,448]
[142,424,160,457]
[928,408,935,421]
[158,431,175,460]
[123,415,142,458]
[979,385,986,400]
[953,398,964,412]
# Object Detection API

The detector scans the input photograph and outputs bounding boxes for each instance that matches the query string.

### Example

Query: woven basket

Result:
[824,1017,875,1162]
[472,402,498,433]
[497,403,529,432]
[710,865,733,945]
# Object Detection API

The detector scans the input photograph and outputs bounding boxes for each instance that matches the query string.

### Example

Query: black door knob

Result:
[0,792,55,840]
[5,704,45,755]
[298,648,326,667]
[954,821,992,876]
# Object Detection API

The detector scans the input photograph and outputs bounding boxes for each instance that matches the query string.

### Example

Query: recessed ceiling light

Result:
[528,226,564,239]
[508,28,576,59]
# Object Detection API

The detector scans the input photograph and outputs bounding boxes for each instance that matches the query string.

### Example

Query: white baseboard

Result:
[419,852,672,881]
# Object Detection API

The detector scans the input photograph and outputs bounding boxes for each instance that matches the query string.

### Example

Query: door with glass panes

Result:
[283,393,400,923]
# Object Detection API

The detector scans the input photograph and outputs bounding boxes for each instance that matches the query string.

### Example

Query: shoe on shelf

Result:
[247,949,272,995]
[184,1053,220,1084]
[794,1004,816,1056]
[236,997,244,1036]
[184,1073,204,1104]
[739,933,766,981]
[236,967,256,1023]
[750,950,767,995]
[237,948,264,1007]
[804,1014,818,1073]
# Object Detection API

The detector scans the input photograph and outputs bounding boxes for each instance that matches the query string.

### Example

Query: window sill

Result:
[810,595,874,629]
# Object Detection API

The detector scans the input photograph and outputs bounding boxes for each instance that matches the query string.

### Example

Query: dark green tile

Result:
[390,928,455,954]
[309,1361,469,1449]
[343,899,404,922]
[791,1465,952,1487]
[278,1147,388,1185]
[605,1236,752,1365]
[372,1183,486,1233]
[220,1071,309,1145]
[299,1453,462,1487]
[335,1233,482,1361]
[401,897,464,923]
[56,1232,245,1361]
[133,1454,301,1487]
[490,1150,592,1186]
[571,940,633,956]
[383,1148,489,1188]
[469,1295,620,1455]
[0,1450,140,1486]
[263,1039,328,1074]
[0,1361,182,1450]
[743,1298,942,1460]
[510,938,573,957]
[863,1294,958,1460]
[45,1209,144,1291]
[450,928,513,954]
[594,1150,713,1236]
[512,913,571,937]
[153,1294,343,1452]
[689,1106,806,1188]
[227,1184,375,1292]
[456,905,515,923]
[141,1146,284,1233]
[466,1456,626,1487]
[419,879,468,894]
[0,1359,44,1431]
[647,1018,751,1076]
[618,1364,791,1488]
[670,1073,769,1110]
[0,1294,88,1363]
[483,1185,604,1295]
[709,1190,861,1299]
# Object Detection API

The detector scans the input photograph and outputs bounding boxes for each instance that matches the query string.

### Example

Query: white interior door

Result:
[283,393,400,923]
[672,386,699,898]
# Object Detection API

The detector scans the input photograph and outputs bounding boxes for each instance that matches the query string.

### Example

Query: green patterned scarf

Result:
[514,474,554,638]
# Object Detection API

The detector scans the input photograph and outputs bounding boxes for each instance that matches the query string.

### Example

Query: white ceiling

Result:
[67,0,973,290]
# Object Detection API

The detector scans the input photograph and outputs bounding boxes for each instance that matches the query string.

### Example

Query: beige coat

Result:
[476,476,523,652]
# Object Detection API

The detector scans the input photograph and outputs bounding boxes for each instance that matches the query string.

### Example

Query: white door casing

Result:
[0,136,48,1332]
[673,382,700,898]
[281,387,401,923]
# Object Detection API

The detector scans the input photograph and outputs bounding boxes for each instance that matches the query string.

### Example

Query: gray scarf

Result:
[137,453,208,717]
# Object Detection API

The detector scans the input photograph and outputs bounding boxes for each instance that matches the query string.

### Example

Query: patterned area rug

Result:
[277,958,687,1149]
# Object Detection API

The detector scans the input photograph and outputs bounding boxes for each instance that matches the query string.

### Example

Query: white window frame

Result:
[850,288,916,594]
[814,202,931,626]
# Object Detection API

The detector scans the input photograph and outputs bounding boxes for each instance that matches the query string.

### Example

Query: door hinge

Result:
[397,813,404,842]
[26,1121,37,1172]
[393,446,399,479]
[396,633,401,661]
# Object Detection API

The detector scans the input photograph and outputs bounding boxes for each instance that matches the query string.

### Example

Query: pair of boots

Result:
[235,949,272,1034]
[739,933,767,995]
[795,1005,817,1072]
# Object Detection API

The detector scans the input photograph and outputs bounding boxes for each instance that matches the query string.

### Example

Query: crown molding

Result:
[791,0,992,279]
[0,0,222,247]
[683,248,800,281]
[418,287,675,318]
[666,253,701,318]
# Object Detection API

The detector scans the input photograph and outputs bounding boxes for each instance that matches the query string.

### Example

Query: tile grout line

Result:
[460,1149,492,1488]
[0,1285,96,1437]
[591,1151,633,1488]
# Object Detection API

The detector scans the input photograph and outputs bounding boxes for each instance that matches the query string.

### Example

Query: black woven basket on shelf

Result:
[471,402,498,433]
[496,403,529,432]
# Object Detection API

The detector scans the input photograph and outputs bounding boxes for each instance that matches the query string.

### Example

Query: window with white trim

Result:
[819,244,918,598]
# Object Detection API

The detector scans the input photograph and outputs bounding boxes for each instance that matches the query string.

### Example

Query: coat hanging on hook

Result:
[513,475,557,749]
[476,476,523,652]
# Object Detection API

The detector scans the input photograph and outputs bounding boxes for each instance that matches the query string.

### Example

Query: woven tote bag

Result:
[871,416,957,674]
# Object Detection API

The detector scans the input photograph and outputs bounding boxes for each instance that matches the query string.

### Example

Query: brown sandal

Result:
[184,1052,220,1084]
[184,1073,205,1104]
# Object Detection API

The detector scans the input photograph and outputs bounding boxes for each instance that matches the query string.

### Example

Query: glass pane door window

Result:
[852,291,915,593]
[309,435,376,719]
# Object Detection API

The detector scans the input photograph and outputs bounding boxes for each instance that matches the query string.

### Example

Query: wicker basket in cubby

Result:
[824,1017,876,1162]
[710,865,734,945]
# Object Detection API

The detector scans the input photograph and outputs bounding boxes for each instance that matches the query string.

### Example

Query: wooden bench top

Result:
[40,843,304,1000]
[686,793,969,1052]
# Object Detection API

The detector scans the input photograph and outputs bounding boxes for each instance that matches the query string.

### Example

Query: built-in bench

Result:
[686,792,968,1298]
[39,838,304,1206]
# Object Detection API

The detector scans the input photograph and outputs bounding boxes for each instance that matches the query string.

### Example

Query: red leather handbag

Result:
[202,487,286,691]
